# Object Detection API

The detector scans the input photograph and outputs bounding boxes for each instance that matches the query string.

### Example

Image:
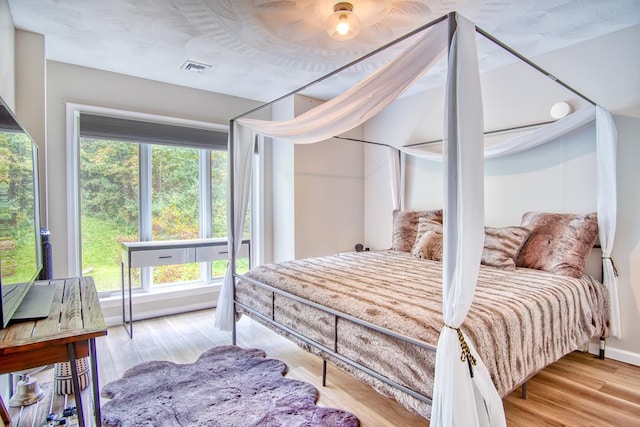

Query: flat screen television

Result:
[0,96,42,328]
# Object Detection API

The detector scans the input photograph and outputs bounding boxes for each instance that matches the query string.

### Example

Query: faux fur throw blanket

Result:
[237,250,609,417]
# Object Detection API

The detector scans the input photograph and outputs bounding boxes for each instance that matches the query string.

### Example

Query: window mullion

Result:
[139,143,152,291]
[199,149,212,284]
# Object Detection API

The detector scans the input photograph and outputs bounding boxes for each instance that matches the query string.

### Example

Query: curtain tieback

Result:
[602,256,619,277]
[445,324,477,378]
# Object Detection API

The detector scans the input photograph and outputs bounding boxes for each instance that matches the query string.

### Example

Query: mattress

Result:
[235,250,609,418]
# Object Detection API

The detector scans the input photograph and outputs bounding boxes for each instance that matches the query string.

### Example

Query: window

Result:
[80,138,139,292]
[76,111,243,294]
[208,150,251,278]
[150,144,200,287]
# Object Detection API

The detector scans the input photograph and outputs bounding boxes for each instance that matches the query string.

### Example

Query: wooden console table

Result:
[0,277,107,427]
[121,238,250,338]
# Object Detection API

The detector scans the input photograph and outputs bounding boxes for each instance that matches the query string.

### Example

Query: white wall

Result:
[0,0,14,108]
[613,115,640,359]
[15,30,47,224]
[294,97,364,259]
[271,98,296,262]
[533,24,640,118]
[363,145,394,250]
[268,94,365,262]
[46,61,264,278]
[364,124,597,249]
[15,30,46,146]
[294,135,364,259]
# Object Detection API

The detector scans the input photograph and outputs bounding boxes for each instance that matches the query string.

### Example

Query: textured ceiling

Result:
[8,0,640,102]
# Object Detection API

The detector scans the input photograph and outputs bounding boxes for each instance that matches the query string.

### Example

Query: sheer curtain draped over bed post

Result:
[388,147,401,211]
[430,14,506,427]
[214,122,253,333]
[596,106,621,339]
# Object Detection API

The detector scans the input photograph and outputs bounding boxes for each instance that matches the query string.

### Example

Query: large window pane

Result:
[151,144,199,286]
[80,138,139,293]
[210,150,249,277]
[210,150,227,239]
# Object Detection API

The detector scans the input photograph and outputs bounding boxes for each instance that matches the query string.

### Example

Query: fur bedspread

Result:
[236,250,609,418]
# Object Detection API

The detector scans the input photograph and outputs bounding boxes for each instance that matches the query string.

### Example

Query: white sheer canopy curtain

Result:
[596,106,621,339]
[398,104,596,161]
[215,19,448,330]
[214,123,253,330]
[430,16,506,427]
[387,147,401,210]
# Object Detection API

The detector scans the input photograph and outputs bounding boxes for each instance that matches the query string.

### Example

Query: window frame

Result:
[66,103,231,293]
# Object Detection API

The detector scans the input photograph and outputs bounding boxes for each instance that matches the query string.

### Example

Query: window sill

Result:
[99,281,222,327]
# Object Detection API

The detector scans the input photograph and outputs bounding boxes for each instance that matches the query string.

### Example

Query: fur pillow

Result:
[516,212,598,278]
[414,217,445,247]
[482,226,532,270]
[391,210,443,252]
[411,230,443,261]
[411,220,531,270]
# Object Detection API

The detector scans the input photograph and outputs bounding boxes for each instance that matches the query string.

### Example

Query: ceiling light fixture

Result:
[326,2,360,41]
[550,101,572,119]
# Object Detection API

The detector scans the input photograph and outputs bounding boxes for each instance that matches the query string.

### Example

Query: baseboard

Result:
[588,341,640,367]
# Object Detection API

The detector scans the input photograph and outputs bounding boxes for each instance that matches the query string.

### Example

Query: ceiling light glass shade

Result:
[326,2,360,41]
[550,101,573,119]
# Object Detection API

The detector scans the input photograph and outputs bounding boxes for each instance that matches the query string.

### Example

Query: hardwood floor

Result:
[95,310,640,427]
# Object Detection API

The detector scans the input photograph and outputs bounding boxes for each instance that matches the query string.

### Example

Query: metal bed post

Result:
[229,118,238,346]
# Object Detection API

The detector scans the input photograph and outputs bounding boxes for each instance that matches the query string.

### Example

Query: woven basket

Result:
[53,358,90,395]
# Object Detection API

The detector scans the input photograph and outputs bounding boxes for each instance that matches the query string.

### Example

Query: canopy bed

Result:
[215,12,619,426]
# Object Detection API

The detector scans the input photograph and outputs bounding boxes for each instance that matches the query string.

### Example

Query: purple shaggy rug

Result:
[101,345,359,427]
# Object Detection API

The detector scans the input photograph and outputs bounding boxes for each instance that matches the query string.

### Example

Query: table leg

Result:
[0,395,11,426]
[122,260,133,338]
[89,338,101,427]
[68,343,86,427]
[121,261,126,328]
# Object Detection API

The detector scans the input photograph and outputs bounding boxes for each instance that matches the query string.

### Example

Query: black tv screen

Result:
[0,96,42,328]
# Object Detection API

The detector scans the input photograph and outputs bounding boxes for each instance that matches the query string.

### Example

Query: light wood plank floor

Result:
[95,310,640,427]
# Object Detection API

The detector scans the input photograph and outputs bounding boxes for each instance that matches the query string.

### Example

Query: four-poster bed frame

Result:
[220,11,616,422]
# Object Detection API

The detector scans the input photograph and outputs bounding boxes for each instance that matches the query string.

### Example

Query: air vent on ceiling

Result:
[180,60,212,73]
